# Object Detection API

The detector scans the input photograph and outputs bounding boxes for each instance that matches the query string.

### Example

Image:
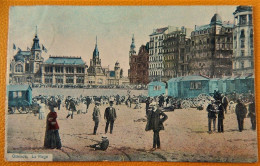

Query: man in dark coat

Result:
[221,95,229,114]
[145,102,168,150]
[248,101,256,130]
[217,101,225,132]
[145,97,151,116]
[158,95,165,107]
[92,101,101,135]
[86,96,92,113]
[104,101,117,134]
[235,99,247,132]
[57,98,61,110]
[207,100,217,133]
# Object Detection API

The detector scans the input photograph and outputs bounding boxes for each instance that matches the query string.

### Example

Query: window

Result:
[76,67,84,73]
[250,29,253,48]
[190,81,202,90]
[241,50,245,57]
[241,62,244,69]
[153,85,161,91]
[55,75,63,84]
[240,15,247,25]
[15,64,23,72]
[55,66,64,73]
[66,67,74,73]
[76,76,84,84]
[66,76,74,83]
[45,75,53,84]
[45,66,53,73]
[241,39,245,48]
[240,30,245,38]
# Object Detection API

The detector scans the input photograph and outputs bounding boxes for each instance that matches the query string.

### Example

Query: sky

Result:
[8,6,237,76]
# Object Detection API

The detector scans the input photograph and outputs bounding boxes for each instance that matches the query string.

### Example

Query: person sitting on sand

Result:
[89,136,109,151]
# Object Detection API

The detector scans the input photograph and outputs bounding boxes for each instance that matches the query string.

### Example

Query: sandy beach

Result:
[6,100,258,162]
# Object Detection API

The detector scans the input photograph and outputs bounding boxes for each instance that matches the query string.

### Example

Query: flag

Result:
[13,44,16,50]
[42,44,48,53]
[27,47,30,51]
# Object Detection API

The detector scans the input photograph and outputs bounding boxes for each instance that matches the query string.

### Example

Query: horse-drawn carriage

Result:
[7,85,40,114]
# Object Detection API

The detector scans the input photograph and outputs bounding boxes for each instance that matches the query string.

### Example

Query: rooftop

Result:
[7,84,32,92]
[150,27,168,36]
[45,56,85,65]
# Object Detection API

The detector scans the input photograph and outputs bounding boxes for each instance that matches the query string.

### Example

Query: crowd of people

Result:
[29,90,256,151]
[206,91,256,133]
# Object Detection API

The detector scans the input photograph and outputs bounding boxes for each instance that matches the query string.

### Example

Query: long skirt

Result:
[44,130,62,149]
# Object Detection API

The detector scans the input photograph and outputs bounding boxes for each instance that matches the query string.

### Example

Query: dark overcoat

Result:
[235,103,247,119]
[145,108,168,131]
[104,107,117,121]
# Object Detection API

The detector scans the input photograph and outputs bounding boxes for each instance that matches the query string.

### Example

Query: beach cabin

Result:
[7,84,32,107]
[148,81,166,97]
[235,74,254,94]
[179,75,210,98]
[167,77,183,98]
[209,78,219,94]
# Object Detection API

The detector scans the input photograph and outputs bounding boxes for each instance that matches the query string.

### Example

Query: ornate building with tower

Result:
[232,6,254,76]
[87,37,108,85]
[9,34,128,86]
[129,35,149,85]
[9,31,45,84]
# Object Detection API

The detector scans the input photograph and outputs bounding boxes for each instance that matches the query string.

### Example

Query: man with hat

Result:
[92,101,101,135]
[216,100,225,132]
[235,99,247,132]
[104,100,117,134]
[145,102,168,150]
[207,99,217,133]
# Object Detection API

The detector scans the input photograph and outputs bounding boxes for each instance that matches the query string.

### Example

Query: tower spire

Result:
[35,25,38,36]
[96,36,97,46]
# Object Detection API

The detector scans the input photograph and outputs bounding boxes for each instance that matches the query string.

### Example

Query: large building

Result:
[9,32,45,84]
[162,27,192,81]
[189,13,233,78]
[10,34,129,86]
[148,27,168,82]
[129,39,149,85]
[41,56,88,86]
[232,6,254,76]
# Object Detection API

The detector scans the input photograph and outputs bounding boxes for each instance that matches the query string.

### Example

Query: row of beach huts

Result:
[148,75,255,98]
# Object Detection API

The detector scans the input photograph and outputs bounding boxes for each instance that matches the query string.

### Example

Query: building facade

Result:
[87,38,108,85]
[162,27,192,81]
[232,6,254,76]
[129,43,149,85]
[41,56,87,86]
[9,33,45,84]
[189,13,233,78]
[148,27,168,82]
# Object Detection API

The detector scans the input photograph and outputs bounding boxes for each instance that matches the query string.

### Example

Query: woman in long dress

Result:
[44,102,62,149]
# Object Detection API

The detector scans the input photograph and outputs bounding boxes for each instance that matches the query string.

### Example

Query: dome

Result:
[210,14,222,25]
[130,42,135,49]
[14,54,25,62]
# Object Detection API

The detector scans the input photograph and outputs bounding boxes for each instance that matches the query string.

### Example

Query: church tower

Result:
[129,34,136,56]
[114,61,120,79]
[29,26,43,74]
[88,36,105,76]
[92,36,101,66]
